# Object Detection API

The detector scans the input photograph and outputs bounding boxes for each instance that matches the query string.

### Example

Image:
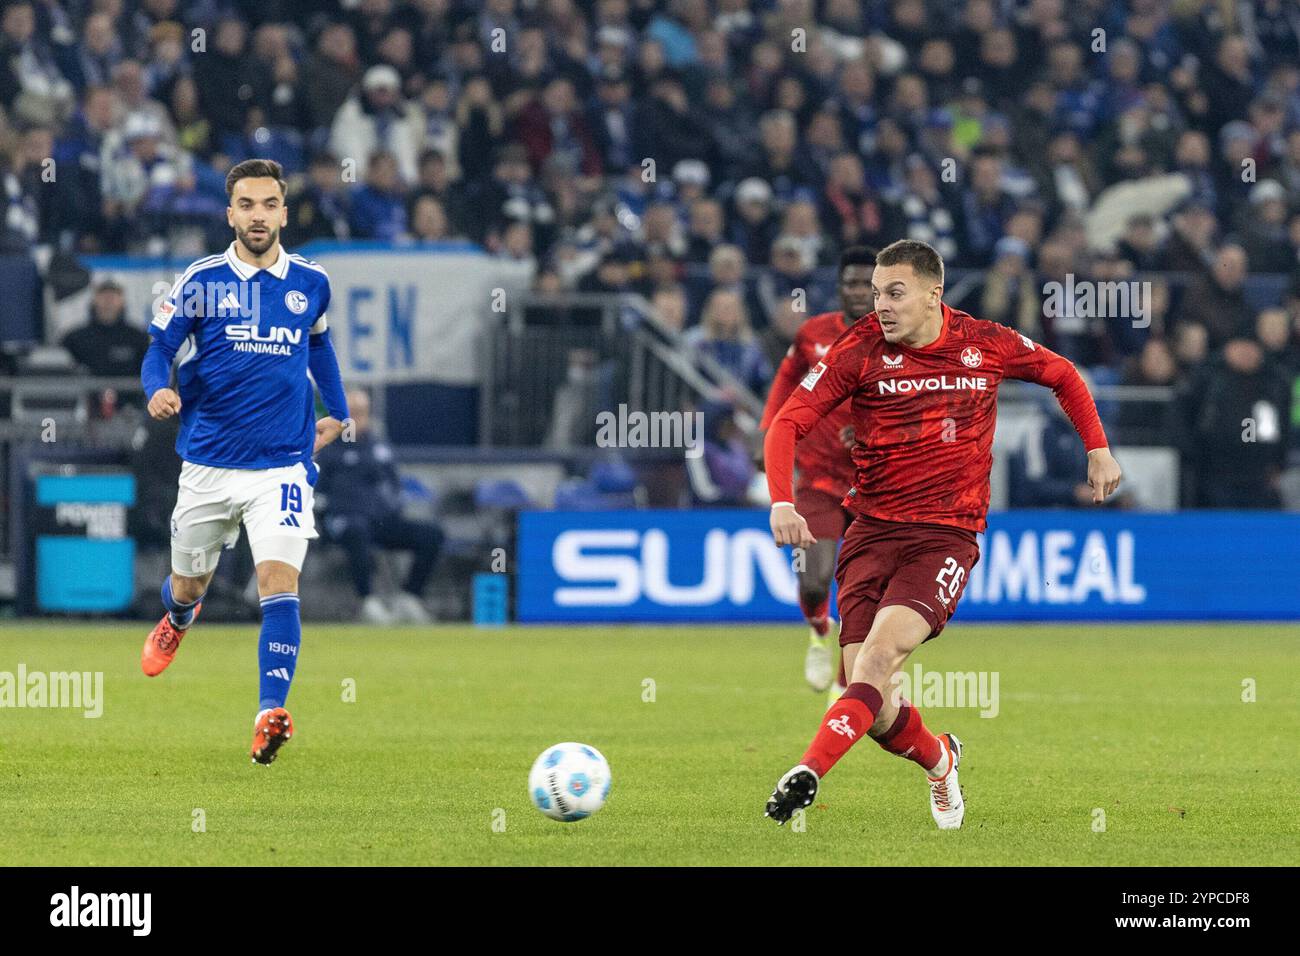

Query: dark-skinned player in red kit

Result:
[758,246,876,701]
[762,240,1122,829]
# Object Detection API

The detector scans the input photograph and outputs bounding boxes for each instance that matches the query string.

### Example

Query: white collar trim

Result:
[225,242,289,280]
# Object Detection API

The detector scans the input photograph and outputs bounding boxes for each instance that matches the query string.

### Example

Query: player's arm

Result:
[765,337,865,547]
[999,329,1122,503]
[307,286,349,454]
[756,336,810,470]
[141,278,198,420]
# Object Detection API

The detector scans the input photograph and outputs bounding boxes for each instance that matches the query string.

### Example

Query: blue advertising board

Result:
[517,510,1300,623]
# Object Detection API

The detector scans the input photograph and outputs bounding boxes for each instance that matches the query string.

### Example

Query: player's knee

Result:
[170,572,209,604]
[853,638,909,684]
[256,561,299,596]
[798,585,829,610]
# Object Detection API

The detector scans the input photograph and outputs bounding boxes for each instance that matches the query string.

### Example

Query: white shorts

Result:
[170,461,318,576]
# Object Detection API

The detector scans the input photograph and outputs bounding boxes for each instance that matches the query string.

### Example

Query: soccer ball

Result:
[528,742,612,822]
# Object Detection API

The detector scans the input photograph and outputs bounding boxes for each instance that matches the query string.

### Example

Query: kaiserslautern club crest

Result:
[960,346,983,368]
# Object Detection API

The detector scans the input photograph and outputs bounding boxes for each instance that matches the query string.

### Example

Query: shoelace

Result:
[930,775,952,812]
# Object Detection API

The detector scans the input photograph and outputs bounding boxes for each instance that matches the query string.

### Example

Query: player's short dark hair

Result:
[225,159,287,199]
[875,239,944,286]
[839,245,877,275]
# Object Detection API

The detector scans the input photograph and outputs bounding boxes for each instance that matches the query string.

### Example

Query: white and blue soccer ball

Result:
[528,742,612,822]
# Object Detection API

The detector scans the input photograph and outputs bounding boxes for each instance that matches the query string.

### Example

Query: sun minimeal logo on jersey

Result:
[960,346,983,368]
[225,324,302,355]
[284,290,308,314]
[800,361,827,391]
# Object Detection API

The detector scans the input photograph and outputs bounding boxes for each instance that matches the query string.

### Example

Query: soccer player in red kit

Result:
[758,246,876,698]
[762,240,1122,829]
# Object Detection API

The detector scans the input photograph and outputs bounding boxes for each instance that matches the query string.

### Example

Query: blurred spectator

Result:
[286,152,351,243]
[683,288,770,394]
[1160,196,1218,273]
[349,150,407,241]
[192,18,268,140]
[515,75,600,178]
[1238,180,1293,274]
[728,177,778,265]
[60,277,148,375]
[1181,244,1255,349]
[744,109,815,202]
[461,142,554,251]
[889,153,958,260]
[302,22,362,133]
[1011,371,1130,508]
[1115,213,1162,272]
[820,152,884,253]
[687,400,756,506]
[979,236,1041,340]
[316,388,444,625]
[408,193,457,242]
[330,64,424,186]
[650,284,689,335]
[684,196,725,264]
[0,0,76,125]
[589,67,635,175]
[959,148,1017,266]
[1187,338,1291,508]
[1257,307,1297,373]
[632,72,712,176]
[1117,338,1184,446]
[759,297,804,372]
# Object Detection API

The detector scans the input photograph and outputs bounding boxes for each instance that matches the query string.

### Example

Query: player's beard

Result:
[237,223,278,256]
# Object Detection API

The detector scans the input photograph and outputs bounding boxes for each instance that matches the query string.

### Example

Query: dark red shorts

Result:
[797,488,852,541]
[834,513,980,647]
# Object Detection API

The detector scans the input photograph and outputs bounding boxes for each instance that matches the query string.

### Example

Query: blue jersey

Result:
[142,242,346,476]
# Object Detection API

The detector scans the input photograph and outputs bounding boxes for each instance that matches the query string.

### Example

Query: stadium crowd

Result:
[1,0,1299,506]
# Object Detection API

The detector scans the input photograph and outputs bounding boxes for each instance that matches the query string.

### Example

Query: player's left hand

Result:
[313,416,345,455]
[1086,447,1122,503]
[838,424,855,449]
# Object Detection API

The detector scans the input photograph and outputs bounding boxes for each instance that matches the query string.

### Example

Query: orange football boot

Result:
[141,603,201,677]
[250,707,294,765]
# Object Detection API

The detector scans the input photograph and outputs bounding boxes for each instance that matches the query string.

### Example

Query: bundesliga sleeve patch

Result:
[151,299,176,330]
[800,361,827,391]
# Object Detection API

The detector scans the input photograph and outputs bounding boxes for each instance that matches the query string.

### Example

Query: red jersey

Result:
[760,311,857,497]
[765,303,1108,533]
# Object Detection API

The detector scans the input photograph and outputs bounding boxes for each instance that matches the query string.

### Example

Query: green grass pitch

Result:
[0,621,1295,866]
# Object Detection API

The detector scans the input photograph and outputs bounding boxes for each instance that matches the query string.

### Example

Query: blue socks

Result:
[258,593,301,711]
[161,575,202,629]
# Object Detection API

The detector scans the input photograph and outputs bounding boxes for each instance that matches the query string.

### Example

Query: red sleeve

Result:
[763,334,866,504]
[759,334,809,430]
[997,327,1109,451]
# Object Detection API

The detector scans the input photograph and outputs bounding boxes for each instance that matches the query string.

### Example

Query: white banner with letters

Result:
[74,244,532,387]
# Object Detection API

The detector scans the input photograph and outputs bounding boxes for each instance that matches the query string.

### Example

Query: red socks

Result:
[800,594,830,636]
[800,682,881,777]
[873,697,943,772]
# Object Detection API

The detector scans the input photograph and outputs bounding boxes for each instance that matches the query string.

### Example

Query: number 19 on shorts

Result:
[280,483,303,527]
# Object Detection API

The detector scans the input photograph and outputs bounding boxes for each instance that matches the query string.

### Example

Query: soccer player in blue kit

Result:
[139,159,350,764]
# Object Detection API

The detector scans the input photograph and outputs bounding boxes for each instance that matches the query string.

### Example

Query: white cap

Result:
[363,64,401,93]
[736,177,772,204]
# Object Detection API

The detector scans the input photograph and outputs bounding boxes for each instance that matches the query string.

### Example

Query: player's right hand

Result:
[770,504,816,549]
[147,388,181,420]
